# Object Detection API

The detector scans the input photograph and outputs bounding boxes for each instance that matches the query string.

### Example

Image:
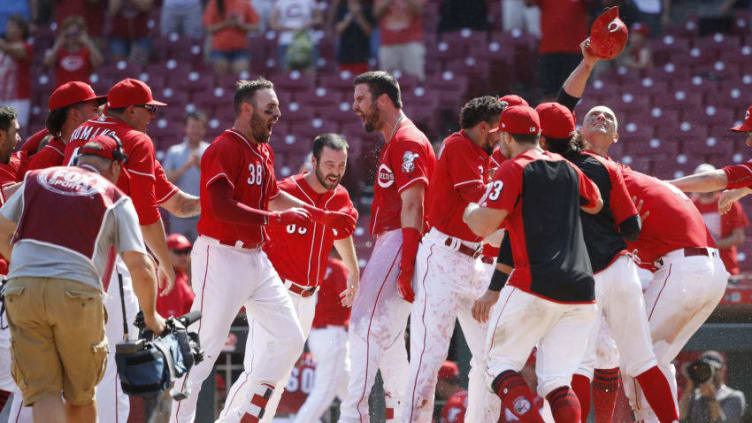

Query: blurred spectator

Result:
[270,0,323,70]
[502,0,540,37]
[44,15,104,87]
[203,0,260,75]
[691,164,749,276]
[374,0,425,80]
[157,234,195,318]
[163,111,209,241]
[0,2,30,39]
[53,0,106,44]
[334,0,374,74]
[161,0,204,38]
[438,361,467,423]
[0,15,32,130]
[679,351,746,423]
[108,0,154,64]
[438,0,488,32]
[529,0,587,101]
[630,0,670,37]
[619,22,652,70]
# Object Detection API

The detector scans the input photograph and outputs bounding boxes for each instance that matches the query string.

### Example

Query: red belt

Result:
[683,247,710,257]
[285,280,318,297]
[444,238,494,264]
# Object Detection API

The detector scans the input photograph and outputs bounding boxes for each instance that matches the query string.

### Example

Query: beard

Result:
[363,104,381,133]
[250,111,272,143]
[482,134,496,156]
[315,165,341,190]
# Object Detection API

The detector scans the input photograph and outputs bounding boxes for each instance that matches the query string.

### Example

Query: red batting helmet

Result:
[588,7,629,60]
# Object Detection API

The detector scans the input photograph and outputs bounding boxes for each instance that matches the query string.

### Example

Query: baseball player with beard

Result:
[561,42,728,423]
[401,96,503,423]
[170,78,355,423]
[340,71,436,423]
[218,133,359,422]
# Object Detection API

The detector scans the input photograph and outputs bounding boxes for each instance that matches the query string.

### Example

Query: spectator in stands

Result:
[161,0,204,38]
[44,15,104,87]
[528,0,587,102]
[437,361,467,423]
[157,233,195,318]
[679,351,746,423]
[374,0,425,80]
[438,0,488,32]
[203,0,260,75]
[53,0,106,46]
[334,0,374,75]
[163,111,209,241]
[619,22,652,70]
[501,0,540,38]
[691,164,749,276]
[0,15,32,130]
[108,0,154,64]
[270,0,323,70]
[0,3,30,39]
[630,0,670,37]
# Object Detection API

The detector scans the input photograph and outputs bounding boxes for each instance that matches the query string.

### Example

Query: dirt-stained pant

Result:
[401,228,501,423]
[339,229,411,423]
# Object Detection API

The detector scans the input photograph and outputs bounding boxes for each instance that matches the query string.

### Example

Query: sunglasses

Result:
[135,104,157,115]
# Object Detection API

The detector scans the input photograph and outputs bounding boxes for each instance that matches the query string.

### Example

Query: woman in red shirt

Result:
[0,15,32,130]
[44,15,104,87]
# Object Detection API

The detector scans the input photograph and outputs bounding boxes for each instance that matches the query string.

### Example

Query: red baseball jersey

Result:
[197,129,280,247]
[723,163,752,189]
[619,165,715,266]
[157,268,195,318]
[0,161,20,274]
[27,136,66,171]
[489,146,505,179]
[312,257,351,328]
[427,131,490,242]
[21,129,50,157]
[63,116,162,225]
[265,174,357,287]
[370,119,436,236]
[693,195,749,275]
[482,149,600,303]
[440,390,468,423]
[279,352,317,415]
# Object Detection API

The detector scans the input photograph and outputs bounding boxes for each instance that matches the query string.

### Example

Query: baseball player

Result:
[170,78,356,423]
[464,105,603,423]
[437,361,468,423]
[218,133,359,422]
[401,96,503,423]
[294,255,353,422]
[560,44,728,422]
[340,71,436,423]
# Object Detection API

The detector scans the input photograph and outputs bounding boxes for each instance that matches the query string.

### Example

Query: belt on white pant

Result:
[284,279,319,297]
[200,235,262,250]
[654,247,718,269]
[425,228,493,264]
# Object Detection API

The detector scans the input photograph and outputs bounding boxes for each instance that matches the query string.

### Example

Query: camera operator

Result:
[0,135,165,423]
[679,351,746,423]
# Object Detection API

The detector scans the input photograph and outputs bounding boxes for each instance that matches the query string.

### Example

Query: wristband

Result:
[488,268,509,292]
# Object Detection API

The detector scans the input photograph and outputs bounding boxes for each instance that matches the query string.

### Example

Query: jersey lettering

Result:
[487,180,503,201]
[247,163,263,186]
[285,224,308,235]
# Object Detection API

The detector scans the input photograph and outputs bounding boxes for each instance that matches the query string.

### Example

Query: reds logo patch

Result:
[402,151,419,174]
[513,396,532,415]
[377,164,395,188]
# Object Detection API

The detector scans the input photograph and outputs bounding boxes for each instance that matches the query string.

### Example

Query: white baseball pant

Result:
[339,229,411,423]
[577,256,657,380]
[486,286,597,397]
[218,281,316,422]
[293,325,350,423]
[623,249,728,423]
[402,229,500,423]
[170,236,305,423]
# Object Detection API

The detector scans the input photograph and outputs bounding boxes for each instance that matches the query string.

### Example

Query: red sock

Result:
[593,368,620,423]
[546,386,582,423]
[570,373,592,421]
[492,371,545,423]
[636,366,679,423]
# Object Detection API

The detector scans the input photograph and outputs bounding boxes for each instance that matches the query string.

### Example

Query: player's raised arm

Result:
[670,169,729,193]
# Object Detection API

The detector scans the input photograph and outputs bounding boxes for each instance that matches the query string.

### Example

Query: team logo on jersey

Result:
[37,169,106,197]
[377,164,395,188]
[402,151,419,174]
[512,396,532,415]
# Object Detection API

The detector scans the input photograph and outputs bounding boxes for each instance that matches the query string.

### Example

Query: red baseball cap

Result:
[499,94,529,108]
[536,102,576,139]
[49,81,106,111]
[491,105,541,135]
[107,78,167,109]
[589,7,629,59]
[438,361,459,380]
[167,233,193,250]
[78,135,128,164]
[731,106,752,132]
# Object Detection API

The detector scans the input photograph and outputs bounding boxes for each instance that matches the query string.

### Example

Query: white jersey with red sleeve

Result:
[370,119,436,236]
[426,131,490,242]
[63,116,161,225]
[197,129,280,247]
[264,174,357,287]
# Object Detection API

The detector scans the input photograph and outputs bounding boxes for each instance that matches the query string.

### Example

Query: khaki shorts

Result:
[4,277,108,406]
